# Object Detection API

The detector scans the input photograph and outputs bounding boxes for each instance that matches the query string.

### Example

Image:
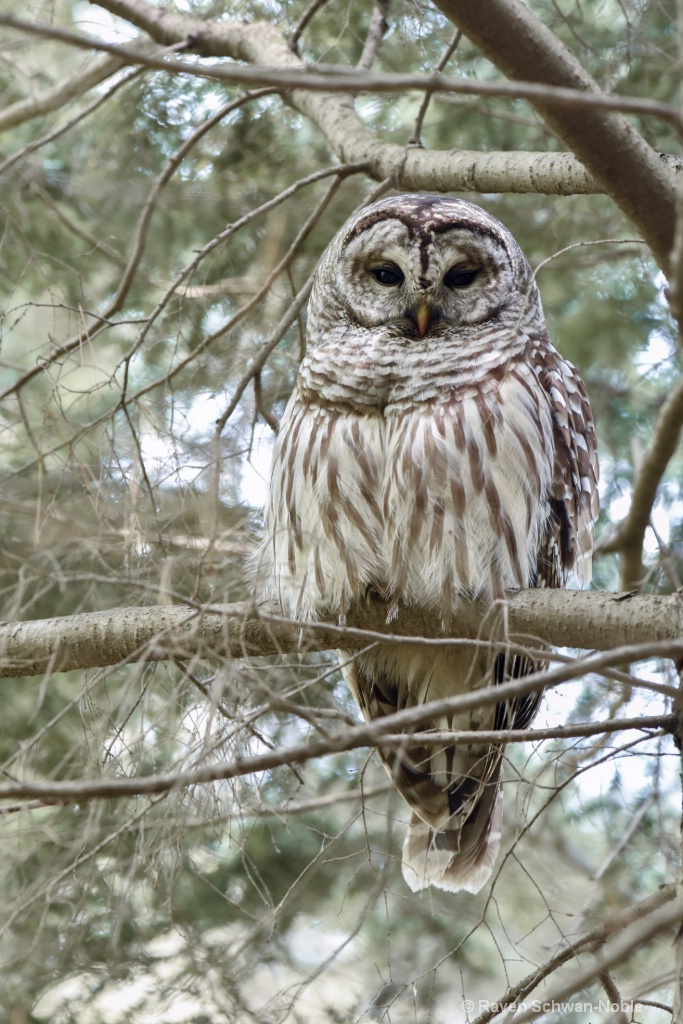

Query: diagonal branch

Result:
[432,0,676,271]
[510,899,683,1024]
[470,884,677,1024]
[0,52,127,132]
[599,374,683,589]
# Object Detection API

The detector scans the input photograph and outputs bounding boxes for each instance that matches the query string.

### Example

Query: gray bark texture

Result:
[0,590,681,679]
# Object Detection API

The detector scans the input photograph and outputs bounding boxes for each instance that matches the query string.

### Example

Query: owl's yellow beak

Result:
[415,301,431,337]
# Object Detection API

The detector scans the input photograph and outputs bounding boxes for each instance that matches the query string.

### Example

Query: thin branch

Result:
[210,272,315,436]
[599,373,683,589]
[0,714,671,806]
[290,0,334,53]
[0,63,144,178]
[385,717,671,745]
[510,899,683,1024]
[410,28,463,145]
[591,793,656,881]
[470,885,677,1024]
[0,52,126,132]
[356,0,390,71]
[112,86,278,313]
[254,372,280,432]
[0,161,362,406]
[598,973,630,1024]
[2,782,392,820]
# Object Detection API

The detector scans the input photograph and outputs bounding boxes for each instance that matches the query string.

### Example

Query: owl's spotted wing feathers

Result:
[251,194,598,893]
[538,347,599,583]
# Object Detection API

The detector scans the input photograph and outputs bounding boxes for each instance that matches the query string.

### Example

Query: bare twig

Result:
[290,0,334,53]
[0,161,363,406]
[0,64,143,178]
[253,372,280,433]
[470,885,677,1024]
[356,0,390,70]
[410,29,462,145]
[211,272,316,436]
[110,87,277,313]
[510,899,683,1024]
[598,972,630,1024]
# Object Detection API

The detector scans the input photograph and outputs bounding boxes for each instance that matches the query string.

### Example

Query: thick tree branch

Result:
[0,590,682,679]
[433,0,676,271]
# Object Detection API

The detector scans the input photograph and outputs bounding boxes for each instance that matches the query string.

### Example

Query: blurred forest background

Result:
[1,0,682,1021]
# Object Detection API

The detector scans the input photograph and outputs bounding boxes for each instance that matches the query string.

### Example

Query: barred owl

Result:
[251,195,598,893]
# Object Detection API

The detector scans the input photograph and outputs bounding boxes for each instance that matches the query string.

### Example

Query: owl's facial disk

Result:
[339,218,515,337]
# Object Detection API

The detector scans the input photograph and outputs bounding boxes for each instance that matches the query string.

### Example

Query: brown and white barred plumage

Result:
[251,195,598,893]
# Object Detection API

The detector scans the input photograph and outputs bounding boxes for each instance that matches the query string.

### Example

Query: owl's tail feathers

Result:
[401,781,503,894]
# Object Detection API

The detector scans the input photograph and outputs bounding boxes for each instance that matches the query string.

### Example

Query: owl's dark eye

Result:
[371,266,404,286]
[444,267,479,289]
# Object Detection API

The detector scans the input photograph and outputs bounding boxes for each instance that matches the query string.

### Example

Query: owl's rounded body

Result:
[250,195,598,893]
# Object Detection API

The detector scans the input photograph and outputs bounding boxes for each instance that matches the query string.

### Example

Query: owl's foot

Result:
[362,583,398,623]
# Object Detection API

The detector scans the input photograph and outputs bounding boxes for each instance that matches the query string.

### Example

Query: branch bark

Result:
[0,590,682,679]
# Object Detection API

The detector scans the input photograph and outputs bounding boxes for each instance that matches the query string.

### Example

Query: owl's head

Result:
[307,194,542,348]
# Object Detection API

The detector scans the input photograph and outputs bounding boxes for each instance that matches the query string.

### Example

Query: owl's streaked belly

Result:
[251,370,554,620]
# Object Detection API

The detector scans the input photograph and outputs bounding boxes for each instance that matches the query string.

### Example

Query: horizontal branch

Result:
[1,589,682,679]
[385,716,672,746]
[0,712,669,806]
[2,16,678,124]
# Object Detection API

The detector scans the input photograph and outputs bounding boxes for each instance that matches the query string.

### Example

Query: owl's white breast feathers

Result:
[250,367,555,621]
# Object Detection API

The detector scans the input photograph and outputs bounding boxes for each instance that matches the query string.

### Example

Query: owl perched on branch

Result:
[251,194,598,893]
